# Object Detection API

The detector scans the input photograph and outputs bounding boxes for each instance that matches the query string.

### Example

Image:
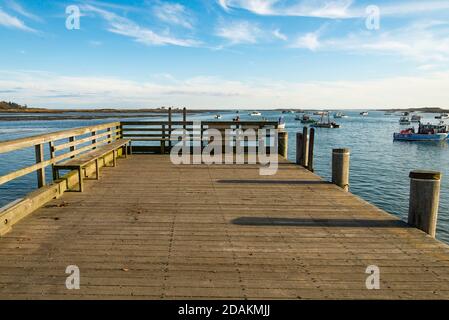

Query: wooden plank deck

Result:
[1,154,449,299]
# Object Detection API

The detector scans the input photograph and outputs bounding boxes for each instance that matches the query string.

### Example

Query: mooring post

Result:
[301,127,309,167]
[332,148,350,191]
[278,131,288,158]
[168,107,172,149]
[296,132,303,165]
[408,170,441,238]
[183,107,187,130]
[307,128,315,172]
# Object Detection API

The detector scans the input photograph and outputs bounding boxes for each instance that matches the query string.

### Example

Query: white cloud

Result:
[2,70,449,109]
[5,0,42,22]
[272,28,287,41]
[291,32,320,50]
[82,4,199,47]
[153,2,195,29]
[218,0,449,19]
[0,7,36,32]
[291,21,449,63]
[218,0,356,18]
[215,20,261,44]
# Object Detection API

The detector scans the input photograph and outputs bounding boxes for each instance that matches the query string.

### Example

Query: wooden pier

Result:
[1,121,449,299]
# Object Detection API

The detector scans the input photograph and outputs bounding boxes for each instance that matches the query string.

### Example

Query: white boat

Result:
[334,112,348,118]
[399,116,411,125]
[214,114,222,119]
[278,117,286,129]
[249,111,261,116]
[360,112,369,116]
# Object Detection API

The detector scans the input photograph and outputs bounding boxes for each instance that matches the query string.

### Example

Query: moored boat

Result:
[394,122,449,141]
[278,117,286,129]
[214,114,222,119]
[334,112,348,118]
[435,113,449,119]
[249,111,261,116]
[411,114,422,122]
[360,111,369,116]
[399,116,411,125]
[312,113,340,128]
[297,114,316,124]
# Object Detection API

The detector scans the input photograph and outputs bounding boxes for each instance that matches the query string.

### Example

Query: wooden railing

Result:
[0,122,122,189]
[121,120,280,153]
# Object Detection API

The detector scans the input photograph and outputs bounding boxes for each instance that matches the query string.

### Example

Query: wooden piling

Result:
[296,132,303,165]
[408,170,441,238]
[307,128,315,172]
[168,107,172,149]
[332,148,350,191]
[301,127,309,167]
[278,131,288,158]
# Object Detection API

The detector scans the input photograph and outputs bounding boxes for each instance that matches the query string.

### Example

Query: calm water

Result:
[1,110,448,244]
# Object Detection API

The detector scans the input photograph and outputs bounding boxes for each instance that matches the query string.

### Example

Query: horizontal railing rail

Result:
[0,122,123,188]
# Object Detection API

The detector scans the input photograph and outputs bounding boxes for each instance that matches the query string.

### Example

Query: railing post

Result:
[307,128,315,172]
[35,144,45,188]
[69,136,76,158]
[301,127,309,167]
[92,131,97,150]
[332,148,350,191]
[161,124,166,154]
[277,131,288,158]
[49,141,56,181]
[408,170,441,238]
[107,127,112,143]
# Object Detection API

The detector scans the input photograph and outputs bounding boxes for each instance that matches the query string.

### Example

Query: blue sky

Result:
[1,0,449,109]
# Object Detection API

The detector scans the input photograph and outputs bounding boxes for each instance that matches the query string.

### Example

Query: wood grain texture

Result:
[1,155,449,300]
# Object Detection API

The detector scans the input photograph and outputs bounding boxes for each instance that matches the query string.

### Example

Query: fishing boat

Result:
[399,116,411,125]
[297,114,316,124]
[411,114,422,122]
[334,112,348,118]
[312,113,340,128]
[394,122,449,141]
[214,114,222,119]
[435,113,449,119]
[249,111,261,116]
[360,111,369,116]
[278,117,286,129]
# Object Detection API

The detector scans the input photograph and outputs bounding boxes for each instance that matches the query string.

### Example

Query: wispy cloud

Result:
[82,4,200,47]
[5,0,43,22]
[272,28,287,41]
[215,20,261,44]
[303,21,449,63]
[153,2,195,29]
[217,0,356,19]
[0,7,36,32]
[217,0,449,19]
